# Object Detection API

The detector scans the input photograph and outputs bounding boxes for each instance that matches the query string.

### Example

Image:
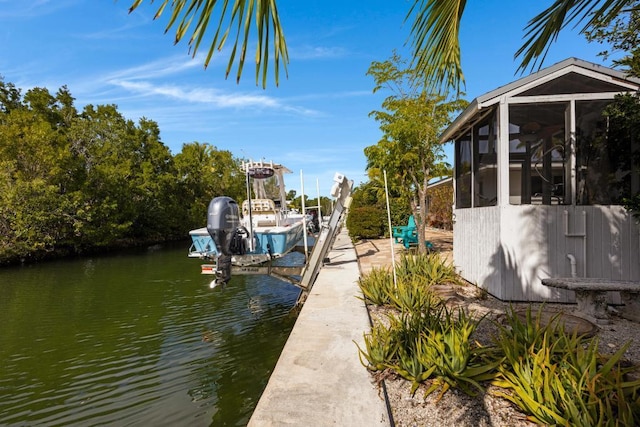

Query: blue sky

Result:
[0,1,617,196]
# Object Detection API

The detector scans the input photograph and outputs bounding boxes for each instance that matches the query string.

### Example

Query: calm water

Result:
[0,242,301,426]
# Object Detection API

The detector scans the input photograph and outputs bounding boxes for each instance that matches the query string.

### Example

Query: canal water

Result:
[0,242,301,426]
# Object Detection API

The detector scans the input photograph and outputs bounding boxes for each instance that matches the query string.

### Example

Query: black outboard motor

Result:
[207,196,240,255]
[206,197,246,285]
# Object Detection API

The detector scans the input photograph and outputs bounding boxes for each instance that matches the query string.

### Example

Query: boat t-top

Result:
[189,160,307,283]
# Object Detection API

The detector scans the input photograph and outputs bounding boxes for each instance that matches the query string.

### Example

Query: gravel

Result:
[366,284,640,427]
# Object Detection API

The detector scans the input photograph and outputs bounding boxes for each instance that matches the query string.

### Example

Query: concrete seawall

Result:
[248,228,391,426]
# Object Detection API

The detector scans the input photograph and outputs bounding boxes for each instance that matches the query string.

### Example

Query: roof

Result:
[439,58,640,143]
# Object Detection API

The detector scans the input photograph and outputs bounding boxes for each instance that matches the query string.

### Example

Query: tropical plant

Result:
[130,0,637,91]
[365,54,467,254]
[395,253,460,286]
[357,322,399,372]
[492,306,640,425]
[388,276,437,313]
[357,266,395,306]
[420,307,497,399]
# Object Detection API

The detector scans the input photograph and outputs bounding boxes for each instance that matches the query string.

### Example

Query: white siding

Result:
[455,205,640,302]
[453,207,502,297]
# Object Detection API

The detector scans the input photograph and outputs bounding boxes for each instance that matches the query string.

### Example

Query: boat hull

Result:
[189,222,305,265]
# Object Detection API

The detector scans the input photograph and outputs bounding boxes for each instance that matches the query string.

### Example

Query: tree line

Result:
[0,79,246,265]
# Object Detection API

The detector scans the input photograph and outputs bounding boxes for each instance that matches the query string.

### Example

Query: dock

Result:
[247,228,391,426]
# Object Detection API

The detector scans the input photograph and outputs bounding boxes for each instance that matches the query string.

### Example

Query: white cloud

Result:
[108,79,280,108]
[290,45,348,60]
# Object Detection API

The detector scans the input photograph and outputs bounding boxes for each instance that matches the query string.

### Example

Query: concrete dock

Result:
[248,228,391,426]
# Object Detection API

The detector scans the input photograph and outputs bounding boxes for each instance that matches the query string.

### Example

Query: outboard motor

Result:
[206,197,246,285]
[207,197,240,255]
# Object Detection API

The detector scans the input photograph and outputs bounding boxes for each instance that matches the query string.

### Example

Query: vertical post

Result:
[245,164,255,251]
[384,170,397,289]
[300,170,309,260]
[316,178,322,227]
[498,99,510,207]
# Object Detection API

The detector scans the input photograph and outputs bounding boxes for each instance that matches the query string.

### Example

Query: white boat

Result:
[188,160,309,282]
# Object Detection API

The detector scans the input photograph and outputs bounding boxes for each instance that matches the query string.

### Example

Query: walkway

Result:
[248,228,391,426]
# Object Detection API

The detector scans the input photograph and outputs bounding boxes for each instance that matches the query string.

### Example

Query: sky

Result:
[0,0,619,197]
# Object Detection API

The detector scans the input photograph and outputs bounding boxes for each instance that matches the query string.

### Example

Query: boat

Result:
[188,160,309,284]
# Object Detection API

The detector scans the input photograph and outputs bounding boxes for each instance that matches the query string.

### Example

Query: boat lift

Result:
[200,172,352,303]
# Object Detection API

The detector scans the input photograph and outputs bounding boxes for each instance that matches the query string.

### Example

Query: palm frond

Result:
[406,0,467,94]
[516,0,631,74]
[129,0,289,88]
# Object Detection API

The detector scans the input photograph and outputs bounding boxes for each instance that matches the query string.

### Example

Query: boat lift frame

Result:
[200,173,352,304]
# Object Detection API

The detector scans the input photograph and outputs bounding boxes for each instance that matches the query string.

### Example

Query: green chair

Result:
[392,215,434,250]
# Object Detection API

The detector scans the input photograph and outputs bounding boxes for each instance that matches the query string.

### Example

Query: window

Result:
[455,133,472,208]
[576,99,640,205]
[508,103,568,205]
[474,112,497,207]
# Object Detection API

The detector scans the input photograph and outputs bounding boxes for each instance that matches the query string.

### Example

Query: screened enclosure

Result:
[443,58,640,301]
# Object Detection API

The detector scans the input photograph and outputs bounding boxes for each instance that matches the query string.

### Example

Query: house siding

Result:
[454,205,640,302]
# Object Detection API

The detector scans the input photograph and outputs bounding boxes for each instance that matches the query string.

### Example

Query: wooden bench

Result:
[542,277,640,324]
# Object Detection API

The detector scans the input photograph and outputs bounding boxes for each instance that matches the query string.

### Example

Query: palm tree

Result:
[129,0,635,91]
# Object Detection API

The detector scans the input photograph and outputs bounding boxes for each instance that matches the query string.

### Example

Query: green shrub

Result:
[395,253,460,286]
[388,276,437,313]
[492,306,640,425]
[358,266,395,306]
[346,206,386,240]
[358,322,398,372]
[358,304,495,399]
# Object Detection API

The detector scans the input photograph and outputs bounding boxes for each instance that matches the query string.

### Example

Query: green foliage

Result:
[492,306,640,425]
[387,276,437,313]
[357,267,395,306]
[365,53,466,253]
[350,180,411,228]
[0,78,246,263]
[624,193,640,221]
[357,254,495,399]
[358,253,459,309]
[346,206,386,240]
[395,253,460,287]
[584,5,640,78]
[359,274,640,421]
[129,0,288,89]
[419,308,498,399]
[357,322,399,372]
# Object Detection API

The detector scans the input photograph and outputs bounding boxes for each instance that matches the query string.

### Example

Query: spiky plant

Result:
[356,322,398,372]
[358,266,394,306]
[492,306,640,425]
[395,253,460,287]
[388,276,438,313]
[421,307,498,399]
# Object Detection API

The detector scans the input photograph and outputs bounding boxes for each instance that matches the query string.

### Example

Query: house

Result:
[440,58,640,302]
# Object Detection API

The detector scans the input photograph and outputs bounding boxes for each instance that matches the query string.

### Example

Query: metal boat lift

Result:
[201,172,352,304]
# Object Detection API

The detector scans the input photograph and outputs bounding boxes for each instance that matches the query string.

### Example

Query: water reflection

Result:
[0,243,299,426]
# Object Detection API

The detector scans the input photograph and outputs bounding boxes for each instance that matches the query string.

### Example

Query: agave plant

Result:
[388,276,438,314]
[492,305,578,362]
[390,340,437,395]
[356,322,398,372]
[421,307,498,400]
[395,253,460,287]
[358,266,394,306]
[493,307,640,425]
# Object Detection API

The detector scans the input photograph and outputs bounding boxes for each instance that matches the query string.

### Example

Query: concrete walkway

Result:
[248,228,391,426]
